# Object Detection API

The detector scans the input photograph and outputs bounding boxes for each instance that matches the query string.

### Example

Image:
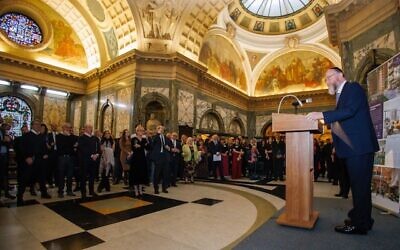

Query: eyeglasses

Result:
[326,73,337,80]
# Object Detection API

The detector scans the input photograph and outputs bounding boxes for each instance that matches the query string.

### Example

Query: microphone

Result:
[277,95,309,114]
[292,98,312,106]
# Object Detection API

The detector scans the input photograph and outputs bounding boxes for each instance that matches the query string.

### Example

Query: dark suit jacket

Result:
[77,134,101,162]
[170,139,182,159]
[150,133,172,162]
[323,82,379,158]
[208,141,222,161]
[21,131,47,161]
[47,132,57,152]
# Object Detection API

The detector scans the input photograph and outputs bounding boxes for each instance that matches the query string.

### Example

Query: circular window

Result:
[0,12,43,47]
[240,0,311,18]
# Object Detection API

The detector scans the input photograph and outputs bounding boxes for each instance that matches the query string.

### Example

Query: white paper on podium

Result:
[213,154,221,161]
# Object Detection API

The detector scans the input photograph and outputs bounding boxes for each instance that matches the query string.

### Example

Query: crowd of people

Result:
[0,116,350,206]
[0,116,295,205]
[313,138,350,199]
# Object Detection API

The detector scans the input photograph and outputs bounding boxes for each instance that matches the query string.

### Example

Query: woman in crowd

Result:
[129,125,149,197]
[231,137,243,179]
[98,130,114,193]
[264,137,273,181]
[182,137,199,183]
[221,138,229,177]
[195,139,208,178]
[119,129,131,185]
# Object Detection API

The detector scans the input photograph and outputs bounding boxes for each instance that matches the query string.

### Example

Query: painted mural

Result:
[199,35,247,92]
[255,51,334,96]
[0,1,87,71]
[43,96,67,129]
[44,20,87,67]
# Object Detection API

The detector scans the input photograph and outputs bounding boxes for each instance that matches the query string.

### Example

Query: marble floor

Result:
[0,177,347,250]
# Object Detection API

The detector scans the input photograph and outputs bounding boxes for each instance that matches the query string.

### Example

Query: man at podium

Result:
[307,67,379,235]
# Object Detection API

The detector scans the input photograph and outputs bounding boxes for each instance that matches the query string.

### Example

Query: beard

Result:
[328,84,337,95]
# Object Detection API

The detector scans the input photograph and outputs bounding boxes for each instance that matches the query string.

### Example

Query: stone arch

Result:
[354,48,396,86]
[141,92,171,130]
[199,109,225,133]
[228,117,245,135]
[260,121,273,138]
[99,99,114,133]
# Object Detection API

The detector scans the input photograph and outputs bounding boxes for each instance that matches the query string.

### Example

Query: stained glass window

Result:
[0,96,32,137]
[0,12,42,46]
[240,0,311,17]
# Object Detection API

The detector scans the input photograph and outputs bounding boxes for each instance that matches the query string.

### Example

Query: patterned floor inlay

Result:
[81,196,152,215]
[192,198,223,206]
[42,231,104,250]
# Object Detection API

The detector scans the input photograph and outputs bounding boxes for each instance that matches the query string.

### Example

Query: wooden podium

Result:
[272,113,322,229]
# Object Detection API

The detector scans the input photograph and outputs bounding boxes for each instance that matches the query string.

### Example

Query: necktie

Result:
[53,132,57,150]
[160,134,164,152]
[336,93,340,105]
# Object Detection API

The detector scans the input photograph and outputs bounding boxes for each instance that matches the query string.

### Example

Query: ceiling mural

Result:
[0,0,88,70]
[255,51,334,96]
[45,20,87,67]
[199,35,247,92]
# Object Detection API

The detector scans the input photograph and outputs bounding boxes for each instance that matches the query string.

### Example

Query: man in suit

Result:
[78,124,101,199]
[307,67,379,235]
[56,123,77,198]
[47,123,58,187]
[208,134,225,180]
[169,132,181,187]
[150,125,172,194]
[17,120,51,205]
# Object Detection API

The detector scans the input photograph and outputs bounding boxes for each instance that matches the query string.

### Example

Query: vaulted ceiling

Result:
[0,0,344,96]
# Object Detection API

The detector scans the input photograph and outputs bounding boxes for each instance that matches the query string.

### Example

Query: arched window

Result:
[0,96,32,137]
[0,12,43,46]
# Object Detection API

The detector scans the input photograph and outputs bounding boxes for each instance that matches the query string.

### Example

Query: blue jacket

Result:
[323,82,379,158]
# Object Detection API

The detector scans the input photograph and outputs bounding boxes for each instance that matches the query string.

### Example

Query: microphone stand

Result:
[277,94,303,114]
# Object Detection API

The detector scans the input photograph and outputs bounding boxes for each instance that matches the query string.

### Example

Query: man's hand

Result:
[306,112,324,121]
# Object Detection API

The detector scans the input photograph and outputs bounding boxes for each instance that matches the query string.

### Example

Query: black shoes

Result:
[162,189,168,193]
[334,193,348,199]
[58,193,64,198]
[154,190,159,194]
[344,218,374,230]
[334,225,367,235]
[66,192,76,196]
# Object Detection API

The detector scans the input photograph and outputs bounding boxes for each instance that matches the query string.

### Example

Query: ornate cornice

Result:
[198,72,249,110]
[1,49,335,112]
[249,89,335,112]
[0,52,83,80]
[325,0,399,46]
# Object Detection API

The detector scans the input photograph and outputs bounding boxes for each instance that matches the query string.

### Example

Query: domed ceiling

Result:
[228,0,329,34]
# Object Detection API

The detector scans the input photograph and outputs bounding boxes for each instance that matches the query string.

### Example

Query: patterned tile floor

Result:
[0,177,346,250]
